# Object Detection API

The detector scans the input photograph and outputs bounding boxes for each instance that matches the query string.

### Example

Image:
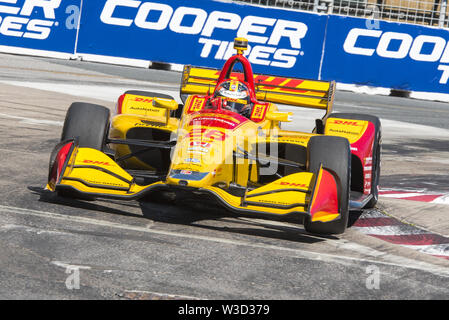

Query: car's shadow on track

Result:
[348,210,364,227]
[183,208,365,243]
[30,187,363,244]
[139,195,337,244]
[29,186,144,219]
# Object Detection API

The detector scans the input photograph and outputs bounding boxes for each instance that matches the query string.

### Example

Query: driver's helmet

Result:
[214,80,252,117]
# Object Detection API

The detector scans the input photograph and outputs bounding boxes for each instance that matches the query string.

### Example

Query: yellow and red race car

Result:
[46,38,381,235]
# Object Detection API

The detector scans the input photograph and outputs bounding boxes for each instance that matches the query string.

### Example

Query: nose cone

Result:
[166,169,211,188]
[166,135,233,188]
[166,110,253,188]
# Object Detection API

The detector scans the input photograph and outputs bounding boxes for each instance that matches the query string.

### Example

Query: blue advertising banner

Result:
[321,14,449,93]
[2,0,449,94]
[0,0,81,54]
[76,0,328,79]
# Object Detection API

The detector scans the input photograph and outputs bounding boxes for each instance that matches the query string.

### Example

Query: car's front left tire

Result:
[61,102,111,150]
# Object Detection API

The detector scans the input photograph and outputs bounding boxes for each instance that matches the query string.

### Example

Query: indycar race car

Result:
[46,38,381,235]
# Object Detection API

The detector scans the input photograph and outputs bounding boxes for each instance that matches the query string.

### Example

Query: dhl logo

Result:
[188,97,205,113]
[191,69,322,96]
[329,119,364,127]
[133,97,154,103]
[255,75,308,94]
[250,104,268,121]
[279,182,308,188]
[189,71,217,85]
[210,71,310,94]
[82,160,113,166]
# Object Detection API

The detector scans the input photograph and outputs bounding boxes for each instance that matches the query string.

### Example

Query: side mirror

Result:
[153,98,179,125]
[265,111,293,122]
[153,98,178,110]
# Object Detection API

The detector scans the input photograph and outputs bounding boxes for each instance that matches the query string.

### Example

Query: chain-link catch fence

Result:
[234,0,449,27]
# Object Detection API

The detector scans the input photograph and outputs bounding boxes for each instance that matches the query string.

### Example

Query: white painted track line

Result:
[0,112,63,126]
[1,204,448,277]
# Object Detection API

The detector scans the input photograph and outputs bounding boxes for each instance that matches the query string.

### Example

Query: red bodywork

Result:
[350,122,376,195]
[186,53,270,123]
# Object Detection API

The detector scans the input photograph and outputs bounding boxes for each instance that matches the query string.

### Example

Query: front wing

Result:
[47,140,342,223]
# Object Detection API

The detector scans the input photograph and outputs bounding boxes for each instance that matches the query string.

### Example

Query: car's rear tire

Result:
[326,113,381,208]
[303,136,351,235]
[61,102,110,150]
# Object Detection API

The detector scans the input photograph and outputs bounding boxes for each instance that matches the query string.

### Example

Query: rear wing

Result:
[180,65,335,114]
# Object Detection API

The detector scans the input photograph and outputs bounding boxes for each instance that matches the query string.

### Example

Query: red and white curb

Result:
[352,210,449,260]
[379,189,449,205]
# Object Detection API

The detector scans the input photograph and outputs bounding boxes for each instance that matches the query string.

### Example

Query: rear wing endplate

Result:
[180,65,335,114]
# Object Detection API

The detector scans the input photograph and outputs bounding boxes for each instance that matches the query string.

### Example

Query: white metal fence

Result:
[234,0,449,27]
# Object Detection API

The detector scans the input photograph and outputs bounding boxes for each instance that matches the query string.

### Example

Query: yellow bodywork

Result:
[48,146,160,197]
[48,144,338,222]
[48,69,371,223]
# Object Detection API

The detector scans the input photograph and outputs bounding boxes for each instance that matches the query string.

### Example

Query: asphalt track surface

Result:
[0,53,448,300]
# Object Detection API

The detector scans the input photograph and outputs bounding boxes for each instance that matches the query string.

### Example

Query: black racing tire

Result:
[58,103,111,200]
[303,136,351,235]
[61,102,110,150]
[326,113,381,208]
